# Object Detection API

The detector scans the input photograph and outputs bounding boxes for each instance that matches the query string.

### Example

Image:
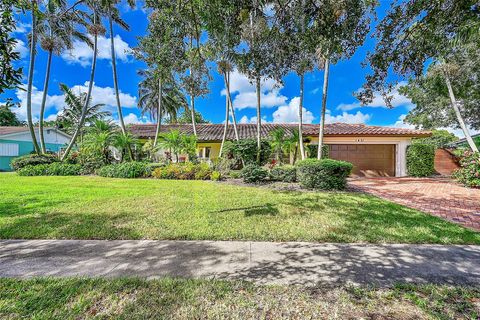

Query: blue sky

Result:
[5,1,418,131]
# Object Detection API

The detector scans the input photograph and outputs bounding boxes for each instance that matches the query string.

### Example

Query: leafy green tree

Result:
[79,120,116,165]
[269,128,288,164]
[158,129,184,162]
[413,130,459,149]
[360,0,479,152]
[168,110,210,125]
[0,0,24,94]
[37,0,90,154]
[113,132,139,162]
[0,102,22,126]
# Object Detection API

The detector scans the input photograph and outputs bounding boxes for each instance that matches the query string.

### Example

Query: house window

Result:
[0,143,19,156]
[204,147,211,158]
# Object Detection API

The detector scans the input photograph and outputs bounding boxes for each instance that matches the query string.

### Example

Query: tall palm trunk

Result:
[256,76,261,163]
[219,75,230,157]
[298,73,306,160]
[224,71,239,141]
[27,2,41,154]
[153,78,163,147]
[109,11,133,160]
[317,58,330,159]
[39,49,53,154]
[61,14,99,161]
[444,70,479,153]
[189,37,197,136]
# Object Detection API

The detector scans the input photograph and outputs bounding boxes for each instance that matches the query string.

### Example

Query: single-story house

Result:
[0,126,71,171]
[130,123,430,177]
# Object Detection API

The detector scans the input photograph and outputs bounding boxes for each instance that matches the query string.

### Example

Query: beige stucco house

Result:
[130,123,430,177]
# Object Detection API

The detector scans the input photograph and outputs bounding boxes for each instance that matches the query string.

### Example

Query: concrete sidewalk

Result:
[1,240,479,287]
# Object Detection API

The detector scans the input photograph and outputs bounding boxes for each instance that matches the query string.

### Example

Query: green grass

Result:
[0,174,479,243]
[0,278,479,319]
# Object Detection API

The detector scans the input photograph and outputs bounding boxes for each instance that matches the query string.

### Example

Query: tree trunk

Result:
[27,4,40,154]
[109,13,133,160]
[190,95,197,136]
[318,58,330,160]
[39,49,53,154]
[154,78,163,147]
[61,14,99,161]
[225,71,239,141]
[219,72,230,157]
[298,73,306,160]
[444,71,479,152]
[256,76,261,164]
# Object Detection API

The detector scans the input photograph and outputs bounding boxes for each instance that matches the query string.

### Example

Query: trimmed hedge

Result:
[296,159,353,190]
[11,154,59,171]
[269,165,297,182]
[406,144,435,177]
[452,151,480,188]
[17,163,82,176]
[151,162,212,180]
[241,164,269,183]
[96,162,151,178]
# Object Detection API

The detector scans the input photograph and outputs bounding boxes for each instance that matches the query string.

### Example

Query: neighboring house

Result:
[450,133,480,148]
[130,123,430,177]
[0,126,71,171]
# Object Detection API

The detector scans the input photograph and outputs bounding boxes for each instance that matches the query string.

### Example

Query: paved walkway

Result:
[349,177,480,231]
[1,240,479,287]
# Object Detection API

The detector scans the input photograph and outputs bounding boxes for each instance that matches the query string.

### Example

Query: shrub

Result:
[151,163,213,180]
[406,144,435,177]
[296,159,353,190]
[210,171,222,181]
[452,151,480,188]
[11,154,58,171]
[306,145,329,159]
[230,139,272,165]
[269,165,297,182]
[228,170,242,179]
[241,164,269,183]
[96,162,150,178]
[17,163,82,176]
[413,129,458,148]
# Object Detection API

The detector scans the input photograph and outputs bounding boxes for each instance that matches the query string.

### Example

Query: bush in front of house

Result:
[296,159,353,190]
[228,139,272,165]
[11,153,59,171]
[17,163,82,176]
[151,162,213,180]
[269,165,297,182]
[452,151,480,188]
[241,164,269,183]
[96,162,151,178]
[406,143,435,177]
[306,145,329,159]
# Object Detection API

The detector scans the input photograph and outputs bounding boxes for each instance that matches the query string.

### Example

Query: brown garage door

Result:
[329,144,395,177]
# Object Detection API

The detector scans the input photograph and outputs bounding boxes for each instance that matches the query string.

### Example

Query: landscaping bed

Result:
[0,278,479,319]
[1,174,479,244]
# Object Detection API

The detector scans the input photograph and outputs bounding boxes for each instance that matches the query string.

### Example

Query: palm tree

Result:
[181,133,197,161]
[56,84,109,134]
[80,119,117,164]
[218,61,240,157]
[113,132,139,162]
[158,129,184,162]
[62,2,103,161]
[37,0,90,154]
[26,0,41,154]
[317,51,330,160]
[138,69,187,147]
[285,128,300,165]
[270,128,287,165]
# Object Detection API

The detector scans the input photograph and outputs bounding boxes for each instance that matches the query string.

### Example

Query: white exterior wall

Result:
[310,136,413,177]
[0,129,71,145]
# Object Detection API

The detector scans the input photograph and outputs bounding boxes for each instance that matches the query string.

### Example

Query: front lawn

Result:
[0,174,479,243]
[1,278,479,319]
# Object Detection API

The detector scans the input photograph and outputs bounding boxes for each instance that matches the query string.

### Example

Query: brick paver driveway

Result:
[349,177,480,231]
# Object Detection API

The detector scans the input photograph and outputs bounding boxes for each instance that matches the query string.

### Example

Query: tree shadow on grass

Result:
[210,204,279,217]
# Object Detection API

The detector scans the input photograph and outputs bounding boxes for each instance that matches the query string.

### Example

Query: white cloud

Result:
[14,22,30,34]
[324,110,371,124]
[61,35,132,66]
[123,113,153,125]
[7,82,137,122]
[13,39,28,58]
[239,115,268,124]
[222,70,287,110]
[390,114,416,129]
[272,97,315,124]
[70,82,137,110]
[12,85,65,122]
[336,83,413,111]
